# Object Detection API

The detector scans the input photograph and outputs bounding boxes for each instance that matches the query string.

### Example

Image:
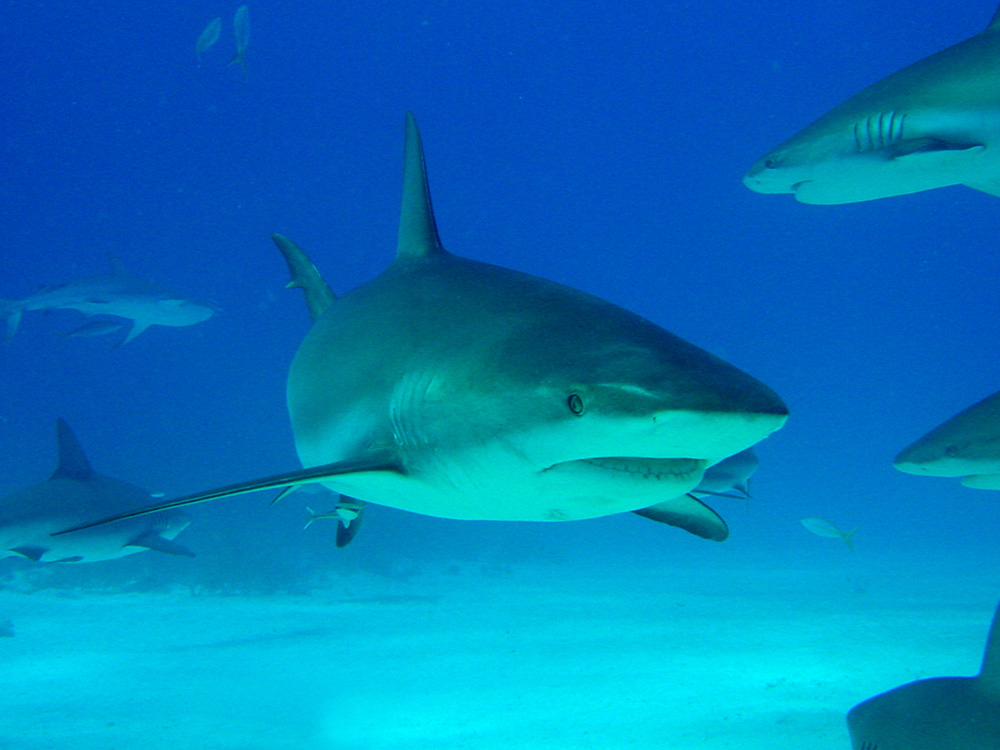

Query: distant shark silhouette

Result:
[2,419,192,563]
[894,388,1000,489]
[0,256,215,345]
[55,113,787,543]
[847,598,1000,749]
[745,4,1000,204]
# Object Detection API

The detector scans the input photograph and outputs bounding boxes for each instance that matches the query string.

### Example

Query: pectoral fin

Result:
[960,473,1000,489]
[52,450,403,536]
[633,495,729,541]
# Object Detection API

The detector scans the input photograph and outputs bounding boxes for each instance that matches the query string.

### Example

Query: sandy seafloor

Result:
[2,544,996,750]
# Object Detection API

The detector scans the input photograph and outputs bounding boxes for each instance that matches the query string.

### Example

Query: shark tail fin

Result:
[51,419,95,481]
[0,301,22,343]
[396,113,447,260]
[978,599,1000,696]
[228,52,248,81]
[272,234,337,322]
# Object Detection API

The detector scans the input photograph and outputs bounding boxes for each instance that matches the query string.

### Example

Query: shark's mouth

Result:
[545,456,706,482]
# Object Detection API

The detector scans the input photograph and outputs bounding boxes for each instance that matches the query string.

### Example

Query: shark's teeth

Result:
[579,457,703,479]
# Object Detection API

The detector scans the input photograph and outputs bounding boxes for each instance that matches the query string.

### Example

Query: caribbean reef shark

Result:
[894,387,1000,489]
[56,114,787,543]
[847,597,1000,749]
[2,419,192,563]
[744,4,1000,204]
[0,256,215,345]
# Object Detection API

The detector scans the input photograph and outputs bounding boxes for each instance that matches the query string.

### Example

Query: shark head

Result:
[894,389,1000,489]
[743,108,990,204]
[744,8,1000,204]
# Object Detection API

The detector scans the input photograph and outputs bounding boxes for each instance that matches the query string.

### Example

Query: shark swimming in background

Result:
[744,4,1000,204]
[846,597,1000,749]
[894,388,1000,489]
[0,255,215,345]
[2,419,192,563]
[56,113,787,544]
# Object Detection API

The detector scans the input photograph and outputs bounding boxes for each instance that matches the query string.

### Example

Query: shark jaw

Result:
[294,402,787,523]
[893,388,1000,490]
[894,450,1000,490]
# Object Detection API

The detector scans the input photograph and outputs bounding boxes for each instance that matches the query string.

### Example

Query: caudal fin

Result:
[0,301,22,343]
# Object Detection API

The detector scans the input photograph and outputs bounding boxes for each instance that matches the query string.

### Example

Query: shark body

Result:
[894,388,1000,489]
[847,598,1000,749]
[744,4,1000,204]
[0,257,215,344]
[56,114,787,542]
[2,420,192,563]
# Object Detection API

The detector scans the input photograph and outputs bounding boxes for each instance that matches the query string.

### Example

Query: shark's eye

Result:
[764,158,777,169]
[945,445,959,457]
[567,393,585,416]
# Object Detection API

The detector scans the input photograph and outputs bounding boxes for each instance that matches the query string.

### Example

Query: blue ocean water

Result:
[1,1,998,746]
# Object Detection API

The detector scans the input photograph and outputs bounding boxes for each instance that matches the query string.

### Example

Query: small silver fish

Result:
[196,17,222,65]
[801,517,858,550]
[231,6,250,81]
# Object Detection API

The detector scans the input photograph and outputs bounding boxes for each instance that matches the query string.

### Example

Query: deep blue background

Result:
[0,0,997,588]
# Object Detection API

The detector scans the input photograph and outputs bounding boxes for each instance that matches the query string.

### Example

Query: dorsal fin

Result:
[395,112,446,260]
[51,419,94,481]
[988,3,1000,32]
[978,599,1000,696]
[271,234,337,322]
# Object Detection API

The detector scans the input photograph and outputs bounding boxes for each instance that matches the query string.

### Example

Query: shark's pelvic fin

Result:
[395,113,446,260]
[51,419,95,481]
[633,495,729,541]
[272,234,337,322]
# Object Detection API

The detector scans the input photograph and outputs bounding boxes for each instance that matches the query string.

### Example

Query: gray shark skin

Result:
[744,4,1000,204]
[2,420,192,563]
[846,598,1000,750]
[0,256,215,344]
[55,113,787,542]
[894,388,1000,489]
